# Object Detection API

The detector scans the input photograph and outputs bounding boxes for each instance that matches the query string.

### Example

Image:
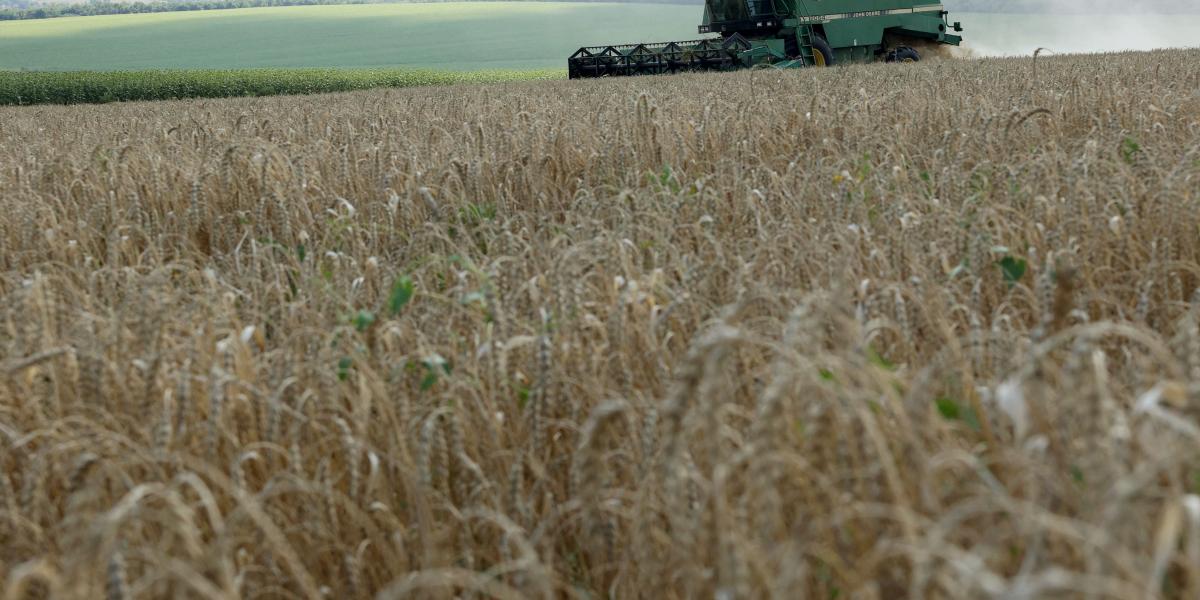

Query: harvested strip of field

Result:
[2,49,1200,598]
[0,67,562,105]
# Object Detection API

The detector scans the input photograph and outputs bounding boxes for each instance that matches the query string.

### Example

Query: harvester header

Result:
[568,0,963,78]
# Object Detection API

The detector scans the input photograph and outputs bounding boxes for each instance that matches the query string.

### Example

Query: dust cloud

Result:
[952,1,1200,57]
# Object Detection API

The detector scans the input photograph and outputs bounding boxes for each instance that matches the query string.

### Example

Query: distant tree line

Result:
[0,0,693,20]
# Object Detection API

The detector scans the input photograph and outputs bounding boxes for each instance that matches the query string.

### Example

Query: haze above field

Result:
[961,13,1200,56]
[951,0,1198,12]
[0,1,1197,71]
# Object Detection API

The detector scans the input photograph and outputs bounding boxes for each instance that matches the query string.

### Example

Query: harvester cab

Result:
[568,1,963,79]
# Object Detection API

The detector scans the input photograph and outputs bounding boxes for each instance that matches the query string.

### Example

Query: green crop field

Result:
[4,4,1196,106]
[0,2,701,71]
[0,67,563,105]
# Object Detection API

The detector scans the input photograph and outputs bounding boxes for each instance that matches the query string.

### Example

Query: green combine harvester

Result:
[568,1,963,78]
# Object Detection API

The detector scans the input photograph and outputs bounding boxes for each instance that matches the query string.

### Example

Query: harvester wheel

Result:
[887,46,921,63]
[812,36,835,67]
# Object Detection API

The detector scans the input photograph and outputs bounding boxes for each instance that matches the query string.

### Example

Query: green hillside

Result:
[0,2,700,71]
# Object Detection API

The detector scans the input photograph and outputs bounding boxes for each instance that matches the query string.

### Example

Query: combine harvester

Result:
[568,1,963,78]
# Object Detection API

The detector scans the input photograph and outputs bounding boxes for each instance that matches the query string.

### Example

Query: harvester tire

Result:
[887,46,921,63]
[812,36,835,67]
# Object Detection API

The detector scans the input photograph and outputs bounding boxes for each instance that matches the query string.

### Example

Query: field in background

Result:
[0,2,700,71]
[0,67,560,105]
[1,3,1199,72]
[2,49,1199,598]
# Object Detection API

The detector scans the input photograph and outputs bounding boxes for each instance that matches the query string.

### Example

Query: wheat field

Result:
[2,48,1200,599]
